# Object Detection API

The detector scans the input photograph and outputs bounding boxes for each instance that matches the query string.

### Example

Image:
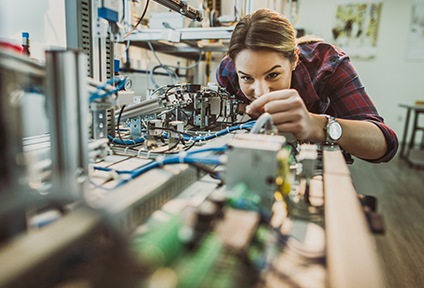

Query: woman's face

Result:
[234,49,297,102]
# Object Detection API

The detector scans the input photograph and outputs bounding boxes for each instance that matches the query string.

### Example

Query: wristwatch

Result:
[322,114,342,144]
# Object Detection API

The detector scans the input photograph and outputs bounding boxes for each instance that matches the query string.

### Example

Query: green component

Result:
[227,183,261,211]
[202,255,238,288]
[176,234,223,288]
[132,215,184,268]
[254,225,269,244]
[247,225,270,270]
[248,246,261,263]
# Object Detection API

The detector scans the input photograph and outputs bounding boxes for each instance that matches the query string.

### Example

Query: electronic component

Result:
[152,0,203,22]
[224,134,287,211]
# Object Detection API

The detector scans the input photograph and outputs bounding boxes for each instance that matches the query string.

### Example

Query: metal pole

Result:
[45,50,89,201]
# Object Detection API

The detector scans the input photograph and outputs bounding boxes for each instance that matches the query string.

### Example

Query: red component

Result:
[0,41,24,54]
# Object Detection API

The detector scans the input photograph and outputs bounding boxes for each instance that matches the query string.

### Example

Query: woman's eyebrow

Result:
[237,65,282,76]
[263,65,281,75]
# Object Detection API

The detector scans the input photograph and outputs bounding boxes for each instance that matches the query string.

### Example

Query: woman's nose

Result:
[254,81,270,98]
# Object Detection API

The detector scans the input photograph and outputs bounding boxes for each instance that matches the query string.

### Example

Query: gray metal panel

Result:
[106,32,114,79]
[65,0,93,77]
[0,207,102,287]
[92,164,198,234]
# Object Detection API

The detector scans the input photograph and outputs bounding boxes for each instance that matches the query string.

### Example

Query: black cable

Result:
[186,162,220,179]
[117,105,127,146]
[112,142,145,149]
[123,0,150,38]
[183,139,196,151]
[133,0,150,29]
[166,138,180,152]
[179,109,191,128]
[121,0,125,22]
[164,86,176,98]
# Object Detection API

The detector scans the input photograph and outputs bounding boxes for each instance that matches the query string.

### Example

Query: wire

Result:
[89,78,126,103]
[166,138,180,152]
[147,41,203,70]
[108,134,145,145]
[110,119,256,151]
[179,109,191,127]
[249,113,273,134]
[93,166,134,174]
[123,0,150,39]
[115,40,130,58]
[181,121,256,142]
[151,84,175,96]
[186,162,221,179]
[146,41,203,88]
[150,65,179,88]
[152,127,196,138]
[95,157,220,179]
[121,0,125,22]
[98,154,226,190]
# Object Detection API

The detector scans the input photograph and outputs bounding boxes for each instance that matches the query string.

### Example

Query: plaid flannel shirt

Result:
[216,41,398,163]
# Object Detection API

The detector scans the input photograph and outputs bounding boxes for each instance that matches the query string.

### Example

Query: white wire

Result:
[146,41,203,88]
[150,64,179,84]
[114,40,130,58]
[250,112,273,134]
[147,41,203,70]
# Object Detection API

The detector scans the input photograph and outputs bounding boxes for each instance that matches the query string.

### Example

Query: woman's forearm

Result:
[309,114,388,160]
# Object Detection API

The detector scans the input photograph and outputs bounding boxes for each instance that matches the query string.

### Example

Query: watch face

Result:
[329,122,342,141]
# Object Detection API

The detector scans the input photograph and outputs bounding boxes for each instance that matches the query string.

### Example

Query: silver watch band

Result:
[321,114,342,143]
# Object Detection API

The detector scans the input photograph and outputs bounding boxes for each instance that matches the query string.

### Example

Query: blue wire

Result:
[93,153,225,191]
[98,122,255,190]
[128,155,222,181]
[185,145,228,155]
[89,77,126,103]
[93,166,134,174]
[160,122,255,142]
[108,135,145,145]
[89,179,116,191]
[109,122,255,145]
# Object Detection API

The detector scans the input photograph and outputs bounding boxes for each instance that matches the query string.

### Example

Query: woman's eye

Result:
[267,72,280,79]
[241,76,253,82]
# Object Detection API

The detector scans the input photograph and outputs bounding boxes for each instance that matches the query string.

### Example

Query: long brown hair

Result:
[228,9,322,63]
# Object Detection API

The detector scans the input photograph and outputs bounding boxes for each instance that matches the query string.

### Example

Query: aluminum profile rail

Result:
[125,27,235,42]
[324,146,384,288]
[115,98,164,121]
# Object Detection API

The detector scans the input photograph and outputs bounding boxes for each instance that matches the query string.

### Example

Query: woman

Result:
[216,8,397,163]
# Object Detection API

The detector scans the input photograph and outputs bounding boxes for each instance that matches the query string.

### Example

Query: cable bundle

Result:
[92,145,228,191]
[89,77,127,103]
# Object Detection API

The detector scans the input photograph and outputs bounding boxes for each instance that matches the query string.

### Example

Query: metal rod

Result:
[45,50,89,201]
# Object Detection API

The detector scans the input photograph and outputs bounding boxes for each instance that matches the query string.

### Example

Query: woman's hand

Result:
[246,89,323,141]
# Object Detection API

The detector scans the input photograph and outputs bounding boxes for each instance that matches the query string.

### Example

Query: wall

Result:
[295,0,424,142]
[0,0,67,137]
[0,0,67,58]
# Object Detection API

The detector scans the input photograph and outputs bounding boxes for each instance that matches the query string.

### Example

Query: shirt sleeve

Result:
[324,57,398,163]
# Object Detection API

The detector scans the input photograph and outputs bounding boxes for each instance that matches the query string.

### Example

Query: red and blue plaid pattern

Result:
[216,41,398,163]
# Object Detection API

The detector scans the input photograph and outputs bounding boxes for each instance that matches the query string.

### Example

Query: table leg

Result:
[400,108,411,158]
[406,111,420,159]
